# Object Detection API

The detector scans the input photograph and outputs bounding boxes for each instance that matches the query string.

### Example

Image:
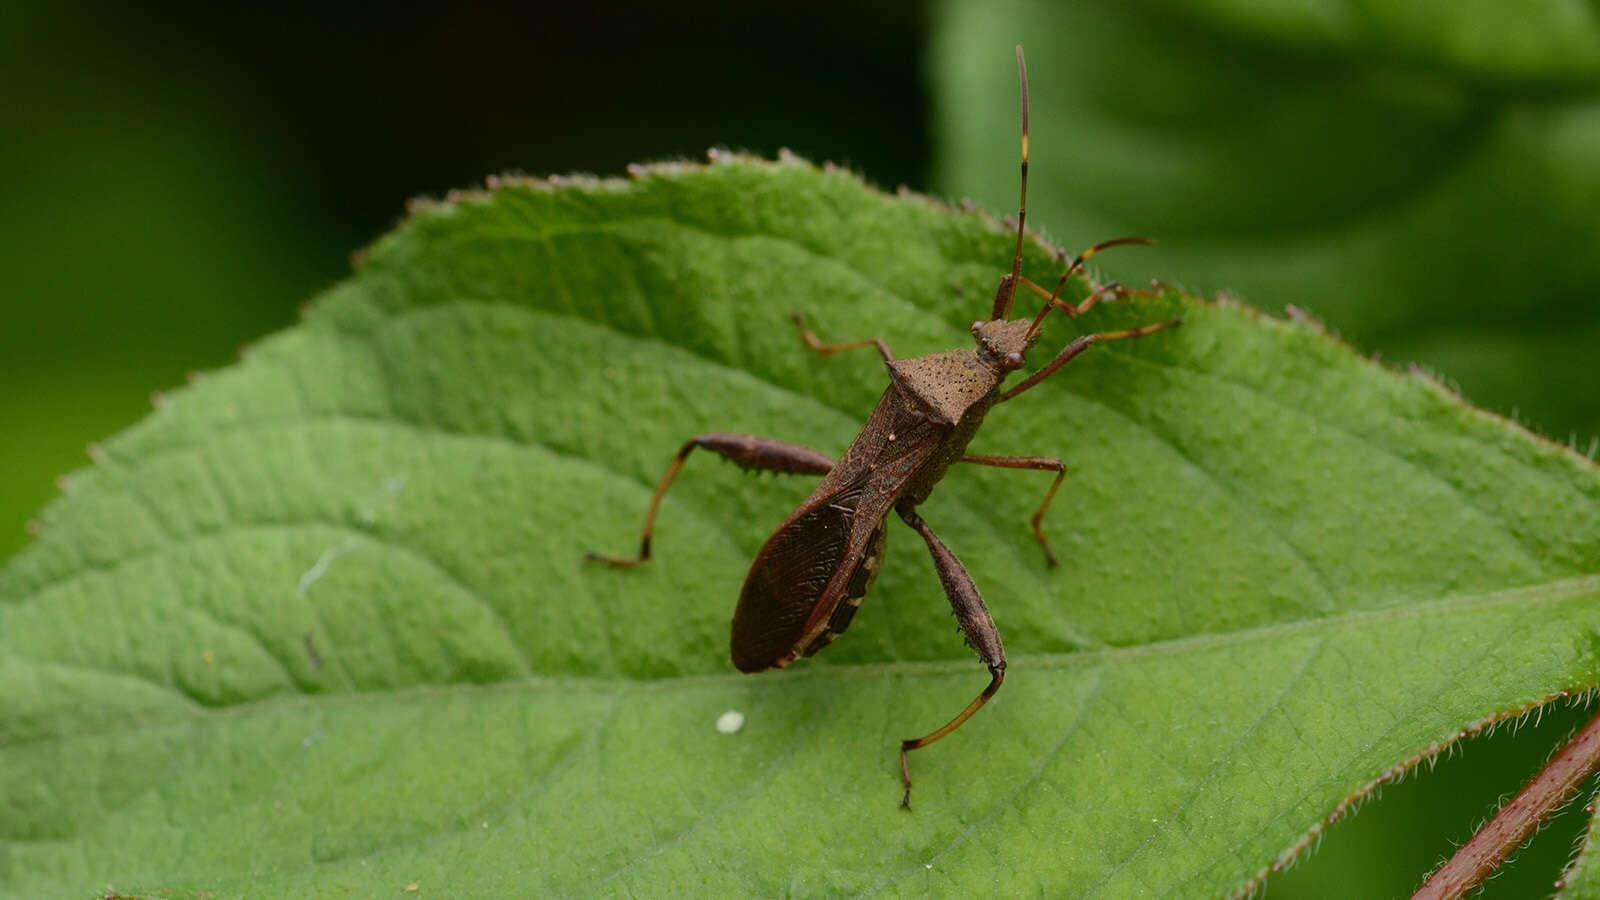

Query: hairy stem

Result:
[1412,704,1600,900]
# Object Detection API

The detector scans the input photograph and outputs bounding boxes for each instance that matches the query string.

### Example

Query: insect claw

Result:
[899,741,917,808]
[584,549,644,568]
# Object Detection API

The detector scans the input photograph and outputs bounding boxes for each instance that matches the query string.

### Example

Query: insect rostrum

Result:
[587,46,1180,808]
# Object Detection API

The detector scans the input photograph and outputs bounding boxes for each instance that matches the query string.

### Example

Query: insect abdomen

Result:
[800,524,887,658]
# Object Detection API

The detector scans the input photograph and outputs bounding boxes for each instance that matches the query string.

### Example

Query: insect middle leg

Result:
[789,313,896,364]
[895,506,1007,809]
[960,454,1067,567]
[585,433,833,567]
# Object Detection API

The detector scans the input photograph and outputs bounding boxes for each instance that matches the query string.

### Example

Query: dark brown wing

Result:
[730,384,948,673]
[798,522,887,659]
[731,497,857,672]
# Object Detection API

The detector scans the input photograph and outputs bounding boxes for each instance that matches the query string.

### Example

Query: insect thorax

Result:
[887,351,1000,426]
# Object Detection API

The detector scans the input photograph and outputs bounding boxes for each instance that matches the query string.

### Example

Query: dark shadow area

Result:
[0,0,931,561]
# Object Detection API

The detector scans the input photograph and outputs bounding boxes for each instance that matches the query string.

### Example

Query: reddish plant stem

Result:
[1413,704,1600,900]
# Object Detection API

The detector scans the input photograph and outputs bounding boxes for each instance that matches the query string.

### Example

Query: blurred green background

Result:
[3,1,1595,895]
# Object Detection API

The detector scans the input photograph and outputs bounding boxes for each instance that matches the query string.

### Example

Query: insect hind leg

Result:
[585,433,833,568]
[895,507,1008,809]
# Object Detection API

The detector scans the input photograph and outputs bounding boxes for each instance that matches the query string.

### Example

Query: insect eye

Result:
[1005,352,1024,368]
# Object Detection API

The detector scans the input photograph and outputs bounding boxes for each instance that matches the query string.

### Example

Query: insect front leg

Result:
[960,454,1067,567]
[789,313,896,364]
[1001,315,1182,402]
[1013,236,1156,315]
[585,433,833,568]
[895,507,1007,810]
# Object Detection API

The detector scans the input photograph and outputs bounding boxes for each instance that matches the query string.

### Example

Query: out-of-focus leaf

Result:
[932,0,1600,442]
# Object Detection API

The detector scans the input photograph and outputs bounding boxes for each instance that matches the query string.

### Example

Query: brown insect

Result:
[588,46,1179,807]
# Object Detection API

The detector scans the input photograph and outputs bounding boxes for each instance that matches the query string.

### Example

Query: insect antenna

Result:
[1040,234,1151,309]
[1011,235,1154,338]
[994,45,1030,321]
[993,47,1151,323]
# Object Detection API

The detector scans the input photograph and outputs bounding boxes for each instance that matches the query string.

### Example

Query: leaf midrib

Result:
[6,572,1594,753]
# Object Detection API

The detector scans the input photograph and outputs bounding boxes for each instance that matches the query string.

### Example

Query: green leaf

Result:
[2,157,1598,898]
[931,0,1600,443]
[1565,796,1600,898]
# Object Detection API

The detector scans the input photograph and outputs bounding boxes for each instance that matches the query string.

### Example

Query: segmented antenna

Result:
[1035,236,1154,322]
[994,45,1030,320]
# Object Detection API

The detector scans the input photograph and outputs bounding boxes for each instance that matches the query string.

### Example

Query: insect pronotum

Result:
[588,46,1180,807]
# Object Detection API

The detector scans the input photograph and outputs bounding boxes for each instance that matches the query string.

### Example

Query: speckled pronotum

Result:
[587,47,1180,807]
